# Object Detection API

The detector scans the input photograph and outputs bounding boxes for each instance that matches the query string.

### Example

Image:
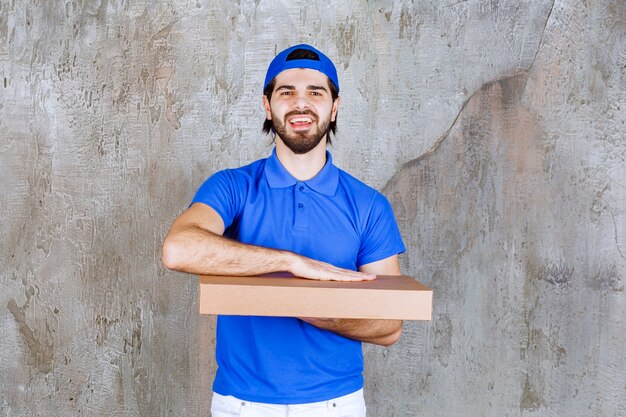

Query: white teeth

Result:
[290,117,312,123]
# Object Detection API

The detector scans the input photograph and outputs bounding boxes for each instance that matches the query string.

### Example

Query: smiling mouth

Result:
[288,115,315,129]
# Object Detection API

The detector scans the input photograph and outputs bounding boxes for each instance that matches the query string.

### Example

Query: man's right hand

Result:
[287,254,375,282]
[162,203,375,282]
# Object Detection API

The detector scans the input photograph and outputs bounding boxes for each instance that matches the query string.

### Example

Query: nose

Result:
[293,93,310,111]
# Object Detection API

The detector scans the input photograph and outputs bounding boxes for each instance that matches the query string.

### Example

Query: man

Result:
[162,44,406,416]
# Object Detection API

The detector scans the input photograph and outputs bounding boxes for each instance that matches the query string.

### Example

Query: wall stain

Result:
[148,21,177,48]
[590,182,610,222]
[7,299,54,374]
[95,315,120,346]
[379,8,392,23]
[123,307,142,357]
[154,65,182,130]
[433,314,453,367]
[520,374,544,411]
[521,328,567,367]
[536,261,574,287]
[337,18,356,70]
[398,4,421,42]
[589,264,623,292]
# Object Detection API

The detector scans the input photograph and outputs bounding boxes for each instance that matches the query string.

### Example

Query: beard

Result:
[271,109,331,155]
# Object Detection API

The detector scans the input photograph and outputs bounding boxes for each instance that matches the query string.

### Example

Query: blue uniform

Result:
[191,148,405,404]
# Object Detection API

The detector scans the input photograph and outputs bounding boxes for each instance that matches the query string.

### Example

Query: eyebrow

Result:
[307,85,328,92]
[275,84,329,92]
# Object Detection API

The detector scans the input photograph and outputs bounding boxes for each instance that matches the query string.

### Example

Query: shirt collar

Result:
[264,147,339,196]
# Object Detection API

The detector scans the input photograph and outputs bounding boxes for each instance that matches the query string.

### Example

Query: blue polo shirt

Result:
[191,148,405,404]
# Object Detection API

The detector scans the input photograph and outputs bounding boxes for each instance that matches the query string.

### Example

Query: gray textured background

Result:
[1,0,624,416]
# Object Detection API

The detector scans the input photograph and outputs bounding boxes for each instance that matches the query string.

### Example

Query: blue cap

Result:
[264,44,340,93]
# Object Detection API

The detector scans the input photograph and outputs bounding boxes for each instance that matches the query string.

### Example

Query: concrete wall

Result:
[1,0,623,416]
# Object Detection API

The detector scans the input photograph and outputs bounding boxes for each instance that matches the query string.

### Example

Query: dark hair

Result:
[262,75,339,144]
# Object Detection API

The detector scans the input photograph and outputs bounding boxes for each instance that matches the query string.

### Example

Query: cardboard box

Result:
[198,274,432,320]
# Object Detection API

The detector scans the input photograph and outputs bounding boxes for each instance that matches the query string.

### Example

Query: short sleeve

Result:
[357,193,406,267]
[190,170,244,229]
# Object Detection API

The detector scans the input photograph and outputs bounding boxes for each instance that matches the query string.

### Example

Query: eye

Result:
[280,91,293,96]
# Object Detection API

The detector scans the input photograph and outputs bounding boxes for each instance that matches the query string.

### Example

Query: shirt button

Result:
[298,203,304,208]
[299,186,305,191]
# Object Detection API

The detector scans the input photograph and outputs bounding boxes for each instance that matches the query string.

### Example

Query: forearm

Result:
[162,224,374,281]
[299,255,404,346]
[162,224,293,276]
[301,317,402,347]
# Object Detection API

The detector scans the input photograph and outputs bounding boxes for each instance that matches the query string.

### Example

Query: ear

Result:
[263,96,272,120]
[331,96,341,122]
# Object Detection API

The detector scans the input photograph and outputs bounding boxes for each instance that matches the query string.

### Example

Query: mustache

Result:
[284,110,318,122]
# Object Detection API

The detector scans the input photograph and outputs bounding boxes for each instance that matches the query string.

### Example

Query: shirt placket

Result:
[294,182,310,232]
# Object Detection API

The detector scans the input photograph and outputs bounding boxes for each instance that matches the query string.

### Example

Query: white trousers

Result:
[210,389,366,417]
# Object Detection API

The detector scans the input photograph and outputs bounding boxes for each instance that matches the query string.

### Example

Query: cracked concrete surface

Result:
[1,0,624,415]
[526,0,556,75]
